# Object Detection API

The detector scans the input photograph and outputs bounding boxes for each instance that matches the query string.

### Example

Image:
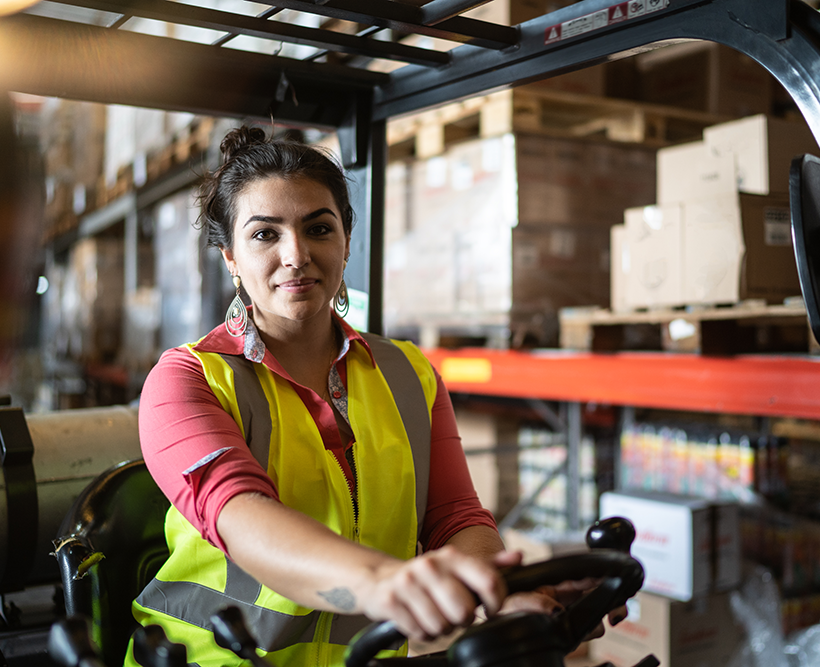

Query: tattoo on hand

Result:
[318,587,356,612]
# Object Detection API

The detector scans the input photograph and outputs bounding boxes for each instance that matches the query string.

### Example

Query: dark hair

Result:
[198,126,354,249]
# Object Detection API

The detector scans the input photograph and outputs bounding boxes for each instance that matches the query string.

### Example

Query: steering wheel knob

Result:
[48,617,102,667]
[133,624,188,667]
[586,516,636,553]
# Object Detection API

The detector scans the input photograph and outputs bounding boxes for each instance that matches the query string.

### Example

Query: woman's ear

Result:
[220,247,237,275]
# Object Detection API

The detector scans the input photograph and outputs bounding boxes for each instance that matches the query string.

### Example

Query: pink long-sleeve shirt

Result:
[138,315,497,556]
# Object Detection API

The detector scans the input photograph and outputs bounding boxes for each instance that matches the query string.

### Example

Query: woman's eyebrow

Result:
[303,208,338,222]
[242,208,337,227]
[243,215,281,227]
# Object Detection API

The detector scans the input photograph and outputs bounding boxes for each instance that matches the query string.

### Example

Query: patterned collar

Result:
[192,308,374,368]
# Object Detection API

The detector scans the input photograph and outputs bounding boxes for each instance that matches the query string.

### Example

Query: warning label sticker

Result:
[545,0,669,45]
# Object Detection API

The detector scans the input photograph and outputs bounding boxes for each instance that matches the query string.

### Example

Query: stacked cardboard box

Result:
[384,133,656,345]
[612,114,817,311]
[591,490,745,666]
[635,41,773,118]
[589,589,744,667]
[599,490,741,601]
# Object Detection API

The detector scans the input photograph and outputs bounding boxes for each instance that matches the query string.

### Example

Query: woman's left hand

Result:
[491,553,629,640]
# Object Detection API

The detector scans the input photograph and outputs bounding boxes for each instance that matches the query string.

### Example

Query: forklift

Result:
[1,0,820,664]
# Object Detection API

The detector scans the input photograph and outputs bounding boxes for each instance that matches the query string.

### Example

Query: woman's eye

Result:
[310,223,332,235]
[252,229,277,241]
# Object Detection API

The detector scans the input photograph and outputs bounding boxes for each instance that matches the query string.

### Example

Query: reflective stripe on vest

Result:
[219,333,431,539]
[134,334,435,663]
[359,332,430,537]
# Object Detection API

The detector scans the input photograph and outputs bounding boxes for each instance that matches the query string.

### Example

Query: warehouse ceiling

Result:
[0,0,816,131]
[0,0,523,126]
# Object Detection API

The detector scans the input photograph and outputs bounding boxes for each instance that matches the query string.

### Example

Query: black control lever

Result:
[48,617,106,667]
[345,517,644,667]
[586,516,636,552]
[211,606,271,667]
[133,624,188,667]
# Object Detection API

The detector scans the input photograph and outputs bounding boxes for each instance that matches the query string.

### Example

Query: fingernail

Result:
[611,612,627,625]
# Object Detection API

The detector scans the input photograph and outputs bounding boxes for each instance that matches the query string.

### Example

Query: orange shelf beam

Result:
[422,349,820,420]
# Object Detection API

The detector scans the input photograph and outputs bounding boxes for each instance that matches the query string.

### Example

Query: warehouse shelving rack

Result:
[3,0,818,331]
[4,0,820,531]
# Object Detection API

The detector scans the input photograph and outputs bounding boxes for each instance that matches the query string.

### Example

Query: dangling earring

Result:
[225,274,248,337]
[333,259,349,317]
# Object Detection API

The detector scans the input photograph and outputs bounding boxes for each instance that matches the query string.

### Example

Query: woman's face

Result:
[221,175,350,332]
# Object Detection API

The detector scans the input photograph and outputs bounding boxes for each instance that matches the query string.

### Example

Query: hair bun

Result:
[220,126,268,162]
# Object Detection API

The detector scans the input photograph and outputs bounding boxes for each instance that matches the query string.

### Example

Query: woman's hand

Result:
[499,575,629,640]
[358,546,509,641]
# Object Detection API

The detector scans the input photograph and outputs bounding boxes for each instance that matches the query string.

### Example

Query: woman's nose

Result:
[282,232,310,268]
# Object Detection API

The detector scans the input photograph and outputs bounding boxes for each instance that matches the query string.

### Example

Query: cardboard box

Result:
[600,491,715,601]
[704,114,820,196]
[636,41,772,117]
[622,204,684,309]
[610,224,628,313]
[589,590,744,667]
[682,193,799,304]
[656,141,737,205]
[681,195,746,305]
[737,194,801,300]
[517,133,655,227]
[384,133,655,345]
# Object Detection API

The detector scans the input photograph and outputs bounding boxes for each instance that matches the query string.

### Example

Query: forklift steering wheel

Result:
[344,517,644,667]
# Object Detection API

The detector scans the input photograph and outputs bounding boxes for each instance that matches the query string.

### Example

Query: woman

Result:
[126,126,604,667]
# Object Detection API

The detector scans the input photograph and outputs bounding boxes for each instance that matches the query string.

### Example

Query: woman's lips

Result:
[278,278,318,293]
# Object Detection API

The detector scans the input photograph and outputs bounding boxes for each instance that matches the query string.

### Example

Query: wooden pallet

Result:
[511,87,730,146]
[386,87,730,159]
[559,300,817,354]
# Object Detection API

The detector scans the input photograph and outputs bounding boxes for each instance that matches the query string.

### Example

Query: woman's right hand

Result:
[358,546,508,641]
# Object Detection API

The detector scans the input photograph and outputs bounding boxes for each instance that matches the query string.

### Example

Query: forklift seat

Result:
[53,459,171,667]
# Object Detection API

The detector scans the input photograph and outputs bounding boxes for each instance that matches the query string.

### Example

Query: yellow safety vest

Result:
[126,333,437,667]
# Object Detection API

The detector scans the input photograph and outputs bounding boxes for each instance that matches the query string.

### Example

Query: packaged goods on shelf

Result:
[612,113,812,312]
[703,114,820,195]
[600,490,741,601]
[619,421,768,502]
[589,590,744,667]
[740,506,820,598]
[609,225,628,313]
[383,132,655,346]
[516,133,655,228]
[683,192,798,304]
[616,192,799,309]
[635,41,773,117]
[656,141,737,206]
[620,203,684,309]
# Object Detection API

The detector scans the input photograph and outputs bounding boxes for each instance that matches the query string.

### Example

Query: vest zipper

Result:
[336,446,360,542]
[314,609,332,667]
[318,449,359,667]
